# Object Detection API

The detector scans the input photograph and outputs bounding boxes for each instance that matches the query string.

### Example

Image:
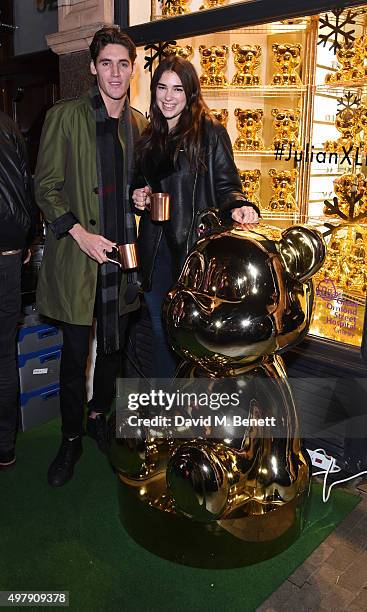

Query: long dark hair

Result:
[137,56,211,170]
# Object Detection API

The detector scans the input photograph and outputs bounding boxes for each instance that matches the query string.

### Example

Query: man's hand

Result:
[69,223,115,264]
[132,186,152,211]
[231,205,259,229]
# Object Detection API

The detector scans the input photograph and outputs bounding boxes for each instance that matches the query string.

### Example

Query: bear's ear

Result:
[199,45,206,52]
[269,168,276,177]
[196,208,223,239]
[272,108,278,117]
[234,108,240,117]
[279,226,326,282]
[255,45,262,54]
[232,43,239,52]
[272,43,279,51]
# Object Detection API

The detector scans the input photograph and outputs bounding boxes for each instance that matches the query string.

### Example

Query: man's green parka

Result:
[35,90,147,325]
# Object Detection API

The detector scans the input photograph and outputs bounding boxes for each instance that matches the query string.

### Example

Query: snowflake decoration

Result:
[337,90,361,112]
[144,40,177,73]
[318,8,357,54]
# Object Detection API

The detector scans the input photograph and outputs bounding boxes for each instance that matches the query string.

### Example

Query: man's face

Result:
[90,43,135,104]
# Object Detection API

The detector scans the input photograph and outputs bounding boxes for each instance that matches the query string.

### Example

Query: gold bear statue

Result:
[162,0,191,16]
[233,108,264,151]
[268,168,298,211]
[238,168,261,208]
[164,43,194,62]
[325,41,365,84]
[271,43,302,86]
[199,45,229,87]
[324,107,361,153]
[231,44,262,86]
[211,108,229,128]
[271,108,300,150]
[200,0,227,9]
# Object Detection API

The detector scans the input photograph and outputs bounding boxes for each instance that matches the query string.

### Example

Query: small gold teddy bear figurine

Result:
[164,43,194,62]
[199,0,227,9]
[271,43,302,86]
[237,168,261,208]
[268,168,299,211]
[324,107,361,153]
[271,108,300,151]
[211,108,229,129]
[233,108,264,151]
[231,44,262,86]
[162,0,191,16]
[325,40,365,84]
[199,45,229,87]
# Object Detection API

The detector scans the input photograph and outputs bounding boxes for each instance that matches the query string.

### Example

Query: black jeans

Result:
[60,294,129,438]
[144,233,178,378]
[0,252,22,454]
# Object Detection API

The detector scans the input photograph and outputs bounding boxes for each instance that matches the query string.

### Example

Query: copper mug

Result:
[105,243,138,270]
[149,192,170,221]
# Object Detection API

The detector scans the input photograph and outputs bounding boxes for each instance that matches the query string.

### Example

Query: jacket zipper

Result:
[186,170,199,255]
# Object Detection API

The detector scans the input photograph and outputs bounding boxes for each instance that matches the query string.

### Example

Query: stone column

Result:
[47,0,115,98]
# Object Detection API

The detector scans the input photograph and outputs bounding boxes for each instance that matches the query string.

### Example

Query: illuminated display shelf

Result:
[202,85,307,98]
[233,150,280,157]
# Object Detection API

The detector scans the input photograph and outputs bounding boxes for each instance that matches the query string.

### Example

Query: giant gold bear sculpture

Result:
[109,218,326,567]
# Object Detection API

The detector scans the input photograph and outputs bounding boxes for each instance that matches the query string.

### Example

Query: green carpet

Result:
[0,419,360,612]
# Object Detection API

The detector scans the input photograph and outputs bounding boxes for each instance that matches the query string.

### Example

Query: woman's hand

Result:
[133,186,152,211]
[231,205,259,228]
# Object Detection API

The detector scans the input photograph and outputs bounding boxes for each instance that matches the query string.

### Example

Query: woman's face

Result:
[155,70,187,130]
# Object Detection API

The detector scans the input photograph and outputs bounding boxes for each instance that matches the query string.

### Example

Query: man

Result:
[0,110,35,470]
[35,27,147,487]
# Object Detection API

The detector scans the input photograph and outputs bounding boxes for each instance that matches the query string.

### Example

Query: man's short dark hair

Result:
[90,26,137,65]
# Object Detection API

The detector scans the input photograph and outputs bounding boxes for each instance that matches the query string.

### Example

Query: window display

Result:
[127,1,367,353]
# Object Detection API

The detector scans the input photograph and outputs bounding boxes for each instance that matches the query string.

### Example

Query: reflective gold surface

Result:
[164,43,194,62]
[311,223,367,346]
[325,38,365,84]
[231,44,262,86]
[162,0,190,17]
[238,168,261,208]
[271,43,302,86]
[211,108,229,128]
[324,107,360,153]
[271,108,300,151]
[200,0,227,9]
[110,223,325,563]
[268,168,298,212]
[165,223,325,373]
[233,108,264,151]
[199,45,229,87]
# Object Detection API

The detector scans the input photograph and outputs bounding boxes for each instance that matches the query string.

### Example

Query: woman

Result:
[133,56,259,377]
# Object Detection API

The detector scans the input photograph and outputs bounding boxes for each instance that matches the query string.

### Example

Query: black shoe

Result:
[47,437,83,487]
[0,449,16,471]
[86,413,109,454]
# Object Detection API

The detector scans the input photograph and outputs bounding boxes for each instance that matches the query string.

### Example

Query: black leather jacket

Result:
[137,117,257,290]
[0,110,35,248]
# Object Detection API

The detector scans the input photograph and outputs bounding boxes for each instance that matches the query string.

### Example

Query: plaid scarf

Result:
[90,87,138,354]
